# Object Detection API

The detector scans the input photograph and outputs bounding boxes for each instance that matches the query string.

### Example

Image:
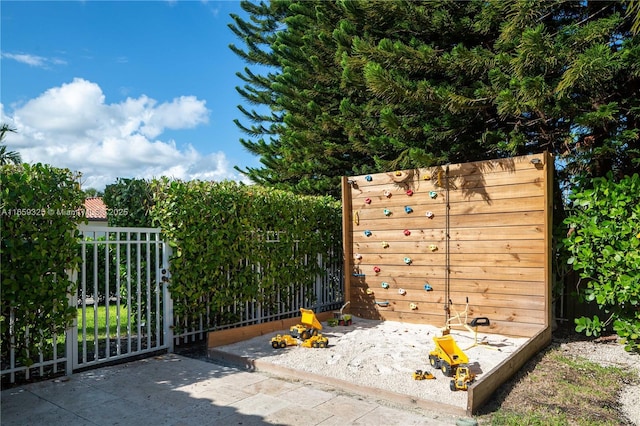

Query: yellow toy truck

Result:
[429,334,469,376]
[449,364,475,391]
[289,308,323,340]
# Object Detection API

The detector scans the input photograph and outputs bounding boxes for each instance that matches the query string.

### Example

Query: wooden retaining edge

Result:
[207,347,467,418]
[207,312,335,348]
[467,325,551,416]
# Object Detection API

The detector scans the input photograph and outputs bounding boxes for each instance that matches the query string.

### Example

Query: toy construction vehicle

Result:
[449,364,475,391]
[300,334,329,348]
[332,301,352,326]
[270,308,329,349]
[443,297,493,350]
[412,370,435,380]
[289,308,323,340]
[271,334,299,349]
[429,334,469,377]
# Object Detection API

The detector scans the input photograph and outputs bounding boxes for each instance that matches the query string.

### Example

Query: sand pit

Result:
[210,316,529,410]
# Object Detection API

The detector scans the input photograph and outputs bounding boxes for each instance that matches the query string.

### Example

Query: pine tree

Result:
[230,0,640,196]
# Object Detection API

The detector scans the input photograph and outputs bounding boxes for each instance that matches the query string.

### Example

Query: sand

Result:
[213,316,529,410]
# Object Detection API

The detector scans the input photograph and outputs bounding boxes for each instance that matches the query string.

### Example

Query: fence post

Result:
[162,242,174,353]
[66,268,78,376]
[315,253,323,311]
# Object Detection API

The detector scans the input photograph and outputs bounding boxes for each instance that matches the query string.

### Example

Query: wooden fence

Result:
[341,153,553,338]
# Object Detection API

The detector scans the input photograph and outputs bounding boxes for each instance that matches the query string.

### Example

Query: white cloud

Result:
[1,78,244,190]
[1,52,67,68]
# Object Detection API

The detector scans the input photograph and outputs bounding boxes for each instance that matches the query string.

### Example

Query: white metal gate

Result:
[72,225,173,370]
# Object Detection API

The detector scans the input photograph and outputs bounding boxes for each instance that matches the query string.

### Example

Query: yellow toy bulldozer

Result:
[300,334,329,348]
[270,334,299,349]
[412,369,435,380]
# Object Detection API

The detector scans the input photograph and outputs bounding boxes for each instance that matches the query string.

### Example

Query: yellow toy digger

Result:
[449,364,475,391]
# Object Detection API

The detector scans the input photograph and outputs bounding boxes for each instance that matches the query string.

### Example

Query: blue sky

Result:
[1,0,265,190]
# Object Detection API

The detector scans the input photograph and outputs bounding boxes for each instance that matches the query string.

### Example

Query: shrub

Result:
[149,179,342,332]
[1,164,85,365]
[563,173,640,351]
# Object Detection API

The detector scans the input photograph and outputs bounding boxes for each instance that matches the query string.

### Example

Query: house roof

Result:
[84,197,107,221]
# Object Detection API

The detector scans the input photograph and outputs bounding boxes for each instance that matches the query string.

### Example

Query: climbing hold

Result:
[375,300,390,307]
[365,175,373,182]
[398,288,406,295]
[373,266,381,273]
[354,253,362,260]
[384,190,392,198]
[429,244,438,252]
[429,191,438,199]
[366,288,374,295]
[382,241,389,248]
[365,197,372,204]
[406,189,413,196]
[423,175,431,180]
[425,211,434,219]
[364,230,372,237]
[354,210,359,225]
[381,282,390,289]
[404,257,412,265]
[404,206,413,214]
[384,208,392,216]
[403,229,411,236]
[410,303,418,310]
[424,284,433,291]
[395,171,402,176]
[352,273,365,277]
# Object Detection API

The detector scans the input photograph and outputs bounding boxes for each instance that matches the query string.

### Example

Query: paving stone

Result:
[313,395,378,423]
[229,393,292,417]
[1,354,452,426]
[263,405,334,425]
[241,377,302,396]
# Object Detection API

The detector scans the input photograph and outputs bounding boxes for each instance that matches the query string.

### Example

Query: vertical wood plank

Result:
[341,176,353,310]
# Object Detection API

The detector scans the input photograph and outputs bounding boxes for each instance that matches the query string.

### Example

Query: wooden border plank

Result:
[207,311,334,348]
[544,151,554,328]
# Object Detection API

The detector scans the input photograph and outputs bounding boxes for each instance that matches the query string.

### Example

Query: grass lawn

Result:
[476,336,635,426]
[78,304,130,342]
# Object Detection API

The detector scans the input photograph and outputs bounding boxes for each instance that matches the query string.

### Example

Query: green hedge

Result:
[148,179,342,331]
[564,173,640,351]
[1,164,85,366]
